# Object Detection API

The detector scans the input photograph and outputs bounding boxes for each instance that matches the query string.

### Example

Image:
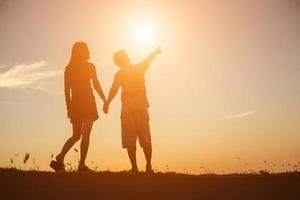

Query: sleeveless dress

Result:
[65,63,98,123]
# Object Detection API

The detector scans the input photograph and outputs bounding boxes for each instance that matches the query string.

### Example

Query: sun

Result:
[135,23,156,44]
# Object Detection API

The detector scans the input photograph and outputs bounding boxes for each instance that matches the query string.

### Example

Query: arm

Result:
[64,70,72,118]
[138,47,162,72]
[91,65,106,102]
[103,73,120,114]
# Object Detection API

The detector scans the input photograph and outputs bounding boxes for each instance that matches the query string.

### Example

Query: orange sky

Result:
[0,0,300,174]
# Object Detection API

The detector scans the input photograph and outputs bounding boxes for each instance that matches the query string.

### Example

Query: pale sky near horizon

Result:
[0,0,300,173]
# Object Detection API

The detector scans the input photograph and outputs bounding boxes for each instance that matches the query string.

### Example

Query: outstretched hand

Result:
[154,47,162,55]
[103,101,109,114]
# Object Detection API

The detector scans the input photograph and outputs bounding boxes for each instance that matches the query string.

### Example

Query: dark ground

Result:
[0,168,299,200]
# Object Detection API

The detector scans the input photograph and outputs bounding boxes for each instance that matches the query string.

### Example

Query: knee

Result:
[142,146,152,152]
[143,145,152,149]
[81,133,91,141]
[71,134,81,142]
[141,141,152,150]
[127,146,136,151]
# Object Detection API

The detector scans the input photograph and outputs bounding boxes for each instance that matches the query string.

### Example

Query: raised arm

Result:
[91,64,106,102]
[138,47,162,72]
[103,73,120,114]
[64,70,72,118]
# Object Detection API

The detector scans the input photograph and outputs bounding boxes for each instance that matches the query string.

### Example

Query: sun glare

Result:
[135,23,156,43]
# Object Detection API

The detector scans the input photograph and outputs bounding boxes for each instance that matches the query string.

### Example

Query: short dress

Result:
[65,63,98,123]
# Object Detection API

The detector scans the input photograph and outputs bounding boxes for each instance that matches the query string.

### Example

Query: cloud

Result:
[224,110,258,120]
[0,61,62,91]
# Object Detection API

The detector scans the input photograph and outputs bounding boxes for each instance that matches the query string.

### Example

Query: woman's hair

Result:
[67,42,89,67]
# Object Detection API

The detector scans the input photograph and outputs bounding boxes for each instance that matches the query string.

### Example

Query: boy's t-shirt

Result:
[115,62,150,110]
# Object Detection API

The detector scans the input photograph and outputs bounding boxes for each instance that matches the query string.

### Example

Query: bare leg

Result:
[127,146,138,171]
[56,122,82,164]
[78,119,93,168]
[143,146,152,171]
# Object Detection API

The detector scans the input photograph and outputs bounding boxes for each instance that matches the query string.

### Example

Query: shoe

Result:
[128,168,139,173]
[50,160,66,172]
[146,165,154,173]
[78,165,93,172]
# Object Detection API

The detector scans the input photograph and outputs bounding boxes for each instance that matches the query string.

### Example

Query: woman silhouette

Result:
[50,42,106,172]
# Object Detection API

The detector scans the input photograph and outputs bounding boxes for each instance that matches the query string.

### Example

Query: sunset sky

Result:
[0,0,300,173]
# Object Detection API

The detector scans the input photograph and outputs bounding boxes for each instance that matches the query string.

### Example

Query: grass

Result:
[0,168,299,200]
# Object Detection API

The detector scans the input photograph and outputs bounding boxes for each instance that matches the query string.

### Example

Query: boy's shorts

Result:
[120,108,151,148]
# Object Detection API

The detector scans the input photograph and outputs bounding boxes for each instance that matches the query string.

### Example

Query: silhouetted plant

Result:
[23,153,30,164]
[272,164,276,173]
[237,156,241,173]
[259,170,270,175]
[285,163,291,172]
[10,158,13,165]
[293,164,298,172]
[91,161,94,170]
[199,166,204,175]
[74,148,79,170]
[66,163,72,171]
[263,160,267,171]
[22,153,30,170]
[165,165,169,172]
[281,164,285,172]
[14,154,20,169]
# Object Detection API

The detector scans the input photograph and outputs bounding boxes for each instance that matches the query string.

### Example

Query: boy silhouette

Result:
[103,47,161,172]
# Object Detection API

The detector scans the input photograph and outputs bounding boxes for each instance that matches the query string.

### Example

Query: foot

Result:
[50,160,66,172]
[78,165,93,172]
[128,168,139,173]
[56,154,64,164]
[146,164,154,173]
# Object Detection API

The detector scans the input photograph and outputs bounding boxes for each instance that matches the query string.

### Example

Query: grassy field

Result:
[0,168,299,200]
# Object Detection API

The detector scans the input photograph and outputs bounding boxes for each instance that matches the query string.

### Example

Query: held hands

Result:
[103,101,109,114]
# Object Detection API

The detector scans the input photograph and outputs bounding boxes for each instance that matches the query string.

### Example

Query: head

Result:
[68,41,89,65]
[113,50,131,68]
